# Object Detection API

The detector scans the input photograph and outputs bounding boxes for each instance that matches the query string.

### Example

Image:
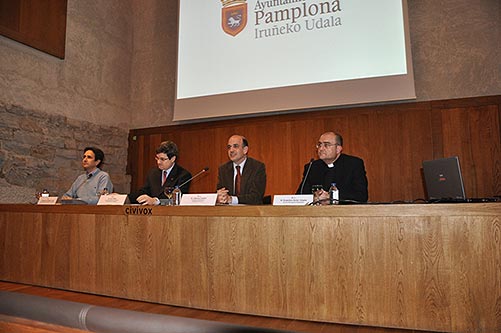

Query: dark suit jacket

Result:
[217,157,266,205]
[129,164,192,204]
[296,154,368,202]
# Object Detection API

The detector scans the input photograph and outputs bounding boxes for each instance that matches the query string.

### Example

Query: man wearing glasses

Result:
[296,132,368,203]
[216,134,266,205]
[129,141,192,205]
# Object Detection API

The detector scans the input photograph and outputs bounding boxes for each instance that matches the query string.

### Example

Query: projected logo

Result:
[221,0,247,36]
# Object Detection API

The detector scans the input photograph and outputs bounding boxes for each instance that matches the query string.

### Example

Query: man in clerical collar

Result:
[296,132,368,203]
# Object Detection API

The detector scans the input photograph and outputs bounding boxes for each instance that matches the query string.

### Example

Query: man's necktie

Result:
[162,170,167,186]
[234,165,241,196]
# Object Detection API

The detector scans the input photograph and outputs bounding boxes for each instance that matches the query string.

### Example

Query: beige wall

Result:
[129,1,178,129]
[0,0,499,129]
[0,1,133,128]
[409,0,500,101]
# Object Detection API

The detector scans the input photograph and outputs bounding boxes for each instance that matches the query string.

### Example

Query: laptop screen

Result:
[422,156,466,201]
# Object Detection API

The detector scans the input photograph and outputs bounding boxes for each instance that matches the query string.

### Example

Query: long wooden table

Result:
[0,203,499,332]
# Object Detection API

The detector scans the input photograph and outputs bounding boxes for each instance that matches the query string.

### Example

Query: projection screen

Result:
[174,0,415,121]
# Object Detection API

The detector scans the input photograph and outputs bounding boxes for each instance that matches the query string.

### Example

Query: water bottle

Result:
[329,183,339,205]
[172,186,182,206]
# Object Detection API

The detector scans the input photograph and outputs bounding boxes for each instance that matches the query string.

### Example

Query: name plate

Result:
[97,194,128,205]
[37,196,59,205]
[273,194,313,206]
[180,193,217,206]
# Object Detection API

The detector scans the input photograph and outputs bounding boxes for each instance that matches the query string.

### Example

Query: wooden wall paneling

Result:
[466,105,501,197]
[361,106,433,202]
[414,216,453,328]
[127,134,141,191]
[177,128,221,193]
[238,120,295,196]
[93,213,129,297]
[384,217,420,327]
[440,104,501,198]
[1,204,501,332]
[126,132,138,190]
[430,104,445,160]
[122,215,162,300]
[0,1,20,31]
[270,121,297,195]
[21,0,67,58]
[288,118,325,194]
[128,96,501,201]
[148,133,164,162]
[0,0,67,58]
[68,214,98,293]
[92,214,210,307]
[129,133,163,192]
[358,216,422,328]
[40,213,72,288]
[173,216,210,307]
[0,212,43,284]
[447,215,501,331]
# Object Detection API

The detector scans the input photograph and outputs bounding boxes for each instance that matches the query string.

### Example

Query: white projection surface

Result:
[175,0,415,121]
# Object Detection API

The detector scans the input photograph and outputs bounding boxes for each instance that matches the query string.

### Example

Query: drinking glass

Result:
[34,190,42,204]
[164,186,174,206]
[311,185,323,205]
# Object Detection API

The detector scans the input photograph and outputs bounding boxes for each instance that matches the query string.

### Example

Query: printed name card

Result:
[180,193,217,206]
[97,194,128,205]
[37,196,59,205]
[272,194,313,206]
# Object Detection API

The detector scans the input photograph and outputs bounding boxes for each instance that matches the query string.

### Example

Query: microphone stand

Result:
[178,167,209,189]
[299,158,314,194]
[73,173,92,198]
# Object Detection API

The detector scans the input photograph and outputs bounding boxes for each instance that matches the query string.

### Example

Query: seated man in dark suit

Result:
[129,141,192,205]
[296,132,368,203]
[216,135,266,205]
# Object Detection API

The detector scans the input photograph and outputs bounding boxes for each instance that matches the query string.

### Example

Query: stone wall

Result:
[0,0,133,203]
[0,103,129,203]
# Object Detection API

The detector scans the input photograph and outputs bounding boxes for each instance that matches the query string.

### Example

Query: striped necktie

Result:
[162,170,167,186]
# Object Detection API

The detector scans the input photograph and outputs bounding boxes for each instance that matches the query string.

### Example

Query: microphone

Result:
[299,158,314,194]
[73,173,92,198]
[178,167,209,189]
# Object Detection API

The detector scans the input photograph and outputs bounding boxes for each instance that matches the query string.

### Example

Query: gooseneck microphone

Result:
[73,173,93,198]
[299,158,315,194]
[178,167,209,189]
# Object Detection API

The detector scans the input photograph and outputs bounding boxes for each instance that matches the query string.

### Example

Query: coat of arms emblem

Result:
[221,0,247,36]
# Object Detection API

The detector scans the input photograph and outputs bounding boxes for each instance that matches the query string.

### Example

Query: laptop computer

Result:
[422,156,466,202]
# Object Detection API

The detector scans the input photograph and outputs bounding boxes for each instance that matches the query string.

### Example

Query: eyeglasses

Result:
[316,142,339,149]
[227,144,242,150]
[155,156,170,162]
